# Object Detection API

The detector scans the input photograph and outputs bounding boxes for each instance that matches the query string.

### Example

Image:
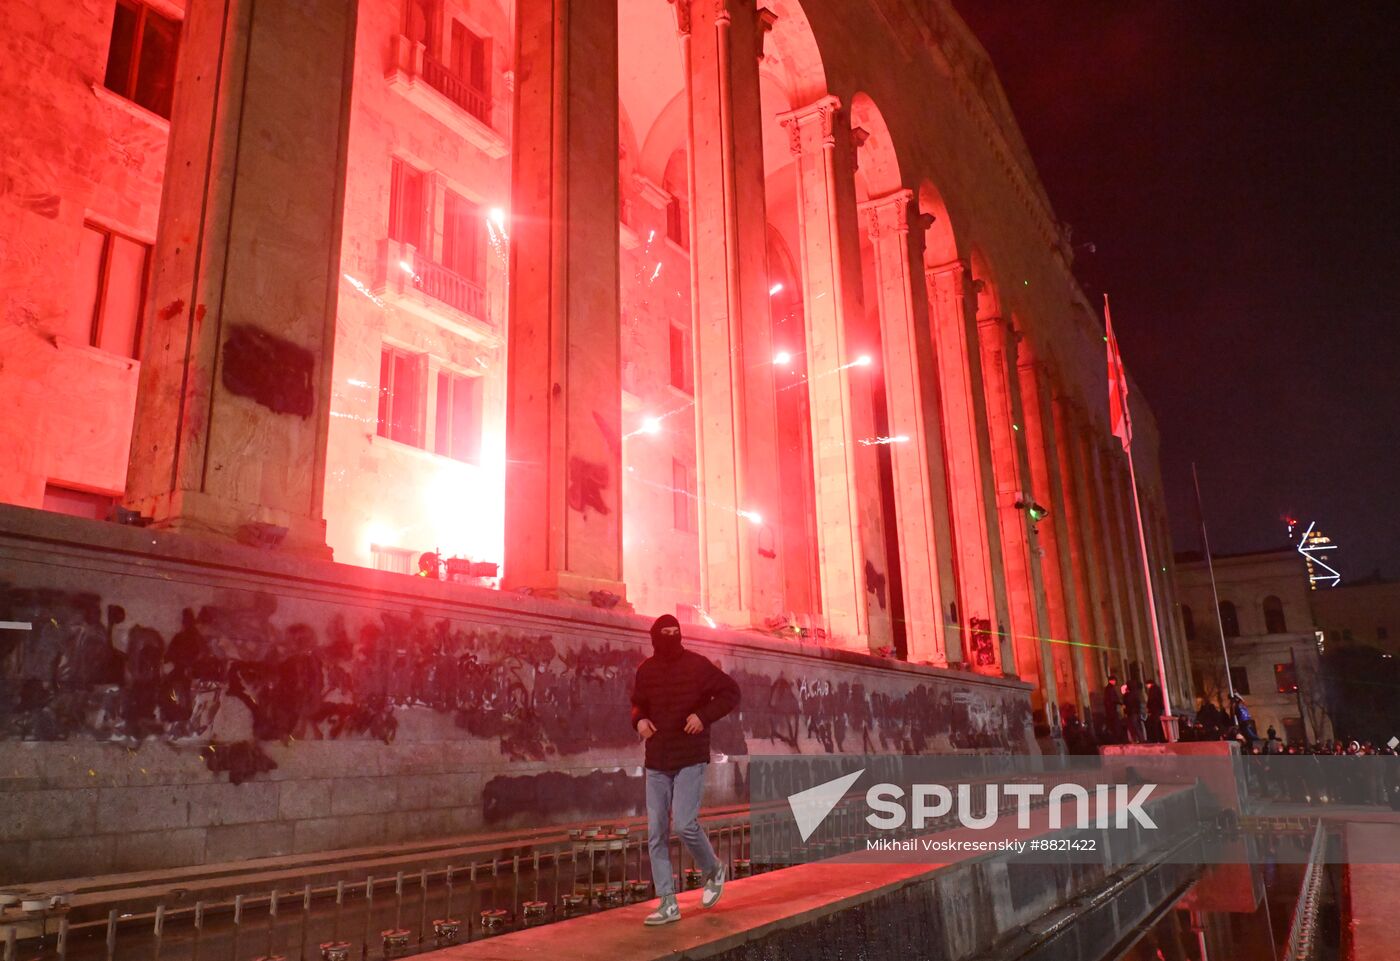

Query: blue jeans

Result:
[646,763,719,897]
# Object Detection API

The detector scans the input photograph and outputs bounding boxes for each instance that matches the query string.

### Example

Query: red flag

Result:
[1105,294,1132,451]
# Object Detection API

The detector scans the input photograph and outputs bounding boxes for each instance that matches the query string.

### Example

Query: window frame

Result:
[433,367,484,465]
[1228,665,1250,696]
[377,343,428,448]
[103,0,181,120]
[668,323,693,395]
[672,458,696,532]
[81,220,151,359]
[389,157,429,251]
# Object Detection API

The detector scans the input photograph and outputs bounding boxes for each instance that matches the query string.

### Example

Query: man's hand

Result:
[684,713,704,734]
[636,719,657,739]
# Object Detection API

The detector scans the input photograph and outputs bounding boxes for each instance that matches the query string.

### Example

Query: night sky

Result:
[957,1,1400,579]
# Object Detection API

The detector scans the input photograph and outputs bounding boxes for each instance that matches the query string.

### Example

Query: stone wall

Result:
[0,506,1033,884]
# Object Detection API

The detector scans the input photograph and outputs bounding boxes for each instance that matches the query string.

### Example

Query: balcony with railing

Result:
[377,240,498,346]
[421,53,491,126]
[385,35,507,159]
[415,253,486,320]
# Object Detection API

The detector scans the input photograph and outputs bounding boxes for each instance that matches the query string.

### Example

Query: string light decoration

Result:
[1287,517,1341,589]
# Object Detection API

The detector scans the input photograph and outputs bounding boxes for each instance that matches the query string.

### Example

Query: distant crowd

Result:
[1053,675,1399,758]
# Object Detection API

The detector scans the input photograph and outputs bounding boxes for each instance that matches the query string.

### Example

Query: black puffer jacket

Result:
[629,619,740,772]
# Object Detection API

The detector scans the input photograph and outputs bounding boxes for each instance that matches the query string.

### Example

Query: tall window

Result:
[672,459,696,532]
[389,158,427,250]
[1274,662,1298,693]
[1181,604,1196,641]
[450,22,489,96]
[665,195,687,249]
[1229,665,1250,696]
[403,0,439,52]
[434,370,482,464]
[68,222,149,358]
[1219,600,1240,639]
[378,345,425,447]
[669,324,692,394]
[104,1,180,119]
[442,190,483,282]
[1262,595,1287,634]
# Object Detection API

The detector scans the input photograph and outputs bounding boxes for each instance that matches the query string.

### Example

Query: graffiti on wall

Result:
[0,582,1029,784]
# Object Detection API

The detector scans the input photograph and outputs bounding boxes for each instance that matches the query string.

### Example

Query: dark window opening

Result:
[1181,603,1196,641]
[1219,600,1240,639]
[669,324,692,394]
[103,1,180,119]
[442,190,484,283]
[1229,665,1250,696]
[389,158,428,250]
[378,345,425,447]
[1263,595,1287,634]
[665,195,687,249]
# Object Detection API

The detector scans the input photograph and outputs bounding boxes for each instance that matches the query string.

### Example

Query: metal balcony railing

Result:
[420,55,491,126]
[413,255,486,321]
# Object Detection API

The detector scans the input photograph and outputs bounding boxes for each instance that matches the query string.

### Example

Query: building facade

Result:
[1310,577,1400,656]
[0,0,1191,740]
[1176,549,1329,744]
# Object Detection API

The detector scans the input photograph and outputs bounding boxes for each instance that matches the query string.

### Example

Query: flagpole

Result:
[1122,442,1174,721]
[1192,461,1235,702]
[1104,295,1175,730]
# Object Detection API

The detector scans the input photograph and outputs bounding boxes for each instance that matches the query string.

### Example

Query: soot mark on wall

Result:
[221,323,315,417]
[483,769,644,825]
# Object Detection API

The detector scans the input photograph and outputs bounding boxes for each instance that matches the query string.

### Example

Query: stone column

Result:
[1086,438,1130,676]
[778,96,878,648]
[1146,499,1191,705]
[1001,339,1060,732]
[1024,364,1091,719]
[501,0,624,598]
[672,0,784,627]
[125,0,359,555]
[976,315,1038,682]
[1053,395,1108,719]
[1106,449,1151,679]
[859,189,956,663]
[1072,412,1125,683]
[925,261,1007,666]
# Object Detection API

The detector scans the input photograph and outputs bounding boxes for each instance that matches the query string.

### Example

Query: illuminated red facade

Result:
[0,0,1192,733]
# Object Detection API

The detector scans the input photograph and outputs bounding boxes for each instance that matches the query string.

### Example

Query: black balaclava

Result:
[649,614,684,660]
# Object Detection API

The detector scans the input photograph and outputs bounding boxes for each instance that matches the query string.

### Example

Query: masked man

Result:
[630,614,741,926]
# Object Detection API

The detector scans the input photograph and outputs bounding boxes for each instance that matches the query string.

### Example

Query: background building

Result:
[1311,575,1400,656]
[1176,548,1329,744]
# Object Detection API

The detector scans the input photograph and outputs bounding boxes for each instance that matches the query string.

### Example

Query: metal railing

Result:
[413,256,486,320]
[420,56,491,126]
[2,808,779,961]
[1282,820,1329,961]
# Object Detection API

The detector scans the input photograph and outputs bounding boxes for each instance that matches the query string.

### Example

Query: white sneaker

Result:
[644,896,680,926]
[701,865,725,908]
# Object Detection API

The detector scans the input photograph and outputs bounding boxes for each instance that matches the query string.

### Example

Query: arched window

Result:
[1181,604,1196,641]
[1219,600,1240,639]
[1263,595,1287,634]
